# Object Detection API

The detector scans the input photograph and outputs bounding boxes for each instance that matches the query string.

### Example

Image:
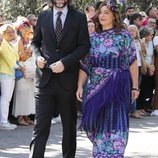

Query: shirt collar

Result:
[53,5,68,16]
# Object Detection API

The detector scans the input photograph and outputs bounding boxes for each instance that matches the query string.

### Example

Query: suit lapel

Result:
[58,9,73,46]
[48,8,57,44]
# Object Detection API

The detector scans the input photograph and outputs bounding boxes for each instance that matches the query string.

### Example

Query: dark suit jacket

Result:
[32,7,90,90]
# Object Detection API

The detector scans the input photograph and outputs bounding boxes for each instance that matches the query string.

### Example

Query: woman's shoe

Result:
[24,116,34,125]
[17,119,29,126]
[131,112,144,119]
[17,116,29,126]
[140,109,150,116]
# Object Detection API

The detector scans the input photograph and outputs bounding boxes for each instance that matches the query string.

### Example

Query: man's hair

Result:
[129,13,142,25]
[84,4,94,12]
[95,1,103,11]
[51,0,73,7]
[42,3,48,9]
[27,14,35,21]
[139,26,153,39]
[125,6,135,12]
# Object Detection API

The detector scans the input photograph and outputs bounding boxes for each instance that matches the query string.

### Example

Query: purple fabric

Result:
[80,70,131,133]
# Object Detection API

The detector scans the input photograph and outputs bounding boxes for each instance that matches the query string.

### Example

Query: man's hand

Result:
[36,56,47,69]
[50,60,64,73]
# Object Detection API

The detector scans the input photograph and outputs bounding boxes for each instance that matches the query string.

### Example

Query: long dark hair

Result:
[95,2,125,33]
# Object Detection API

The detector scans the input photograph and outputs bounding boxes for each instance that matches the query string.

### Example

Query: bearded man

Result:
[29,0,90,157]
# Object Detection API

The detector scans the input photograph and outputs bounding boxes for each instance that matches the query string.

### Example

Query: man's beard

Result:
[53,0,68,8]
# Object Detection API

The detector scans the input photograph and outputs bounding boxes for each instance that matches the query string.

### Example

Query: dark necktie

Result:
[55,11,62,44]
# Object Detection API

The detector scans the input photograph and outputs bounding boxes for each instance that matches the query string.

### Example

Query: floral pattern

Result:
[80,28,136,157]
[81,29,136,102]
[87,131,128,158]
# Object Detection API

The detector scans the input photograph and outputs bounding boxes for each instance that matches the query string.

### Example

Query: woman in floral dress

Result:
[76,2,139,158]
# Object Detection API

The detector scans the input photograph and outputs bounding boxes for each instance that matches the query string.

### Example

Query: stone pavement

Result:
[0,116,158,158]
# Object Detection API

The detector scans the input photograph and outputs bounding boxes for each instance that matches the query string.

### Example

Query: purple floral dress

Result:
[80,28,136,158]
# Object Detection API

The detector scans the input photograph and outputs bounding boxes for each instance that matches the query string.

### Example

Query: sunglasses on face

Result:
[149,21,156,24]
[5,30,15,34]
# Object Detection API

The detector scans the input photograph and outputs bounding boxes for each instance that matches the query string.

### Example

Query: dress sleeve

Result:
[80,53,92,75]
[124,33,137,65]
[129,39,137,65]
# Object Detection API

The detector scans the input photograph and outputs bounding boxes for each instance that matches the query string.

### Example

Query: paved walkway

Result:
[0,116,158,158]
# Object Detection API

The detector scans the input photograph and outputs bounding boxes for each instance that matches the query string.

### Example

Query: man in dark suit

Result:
[29,0,90,158]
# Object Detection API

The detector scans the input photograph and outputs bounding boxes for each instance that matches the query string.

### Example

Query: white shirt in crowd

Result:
[134,39,142,66]
[145,41,154,65]
[124,18,129,26]
[153,36,158,47]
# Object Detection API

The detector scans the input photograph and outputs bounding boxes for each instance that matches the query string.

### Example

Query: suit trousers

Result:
[29,74,77,158]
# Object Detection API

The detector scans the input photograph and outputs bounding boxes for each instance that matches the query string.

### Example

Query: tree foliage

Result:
[0,0,158,21]
[0,0,44,21]
[126,0,158,11]
[74,0,97,10]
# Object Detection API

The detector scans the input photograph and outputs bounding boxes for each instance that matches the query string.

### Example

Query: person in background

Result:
[124,6,135,27]
[147,18,157,36]
[0,24,19,130]
[12,18,35,126]
[142,6,158,26]
[128,25,146,118]
[76,2,138,157]
[84,4,96,21]
[129,13,143,29]
[0,34,2,44]
[95,0,104,12]
[0,11,4,26]
[0,33,2,102]
[27,14,37,31]
[139,11,148,20]
[42,0,53,10]
[151,32,158,116]
[87,20,95,34]
[137,26,155,113]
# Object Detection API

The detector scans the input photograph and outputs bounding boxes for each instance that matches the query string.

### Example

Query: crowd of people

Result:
[0,14,37,129]
[0,0,158,157]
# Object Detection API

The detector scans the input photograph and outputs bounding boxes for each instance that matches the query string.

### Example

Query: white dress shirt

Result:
[53,6,68,29]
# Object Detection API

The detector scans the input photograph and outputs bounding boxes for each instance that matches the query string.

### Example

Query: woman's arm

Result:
[129,60,139,100]
[76,69,88,102]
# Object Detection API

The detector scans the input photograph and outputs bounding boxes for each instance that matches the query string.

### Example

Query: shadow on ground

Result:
[0,117,158,158]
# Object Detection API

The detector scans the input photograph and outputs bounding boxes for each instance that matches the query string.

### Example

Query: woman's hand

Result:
[148,64,155,71]
[131,89,139,102]
[76,87,83,102]
[148,64,155,76]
